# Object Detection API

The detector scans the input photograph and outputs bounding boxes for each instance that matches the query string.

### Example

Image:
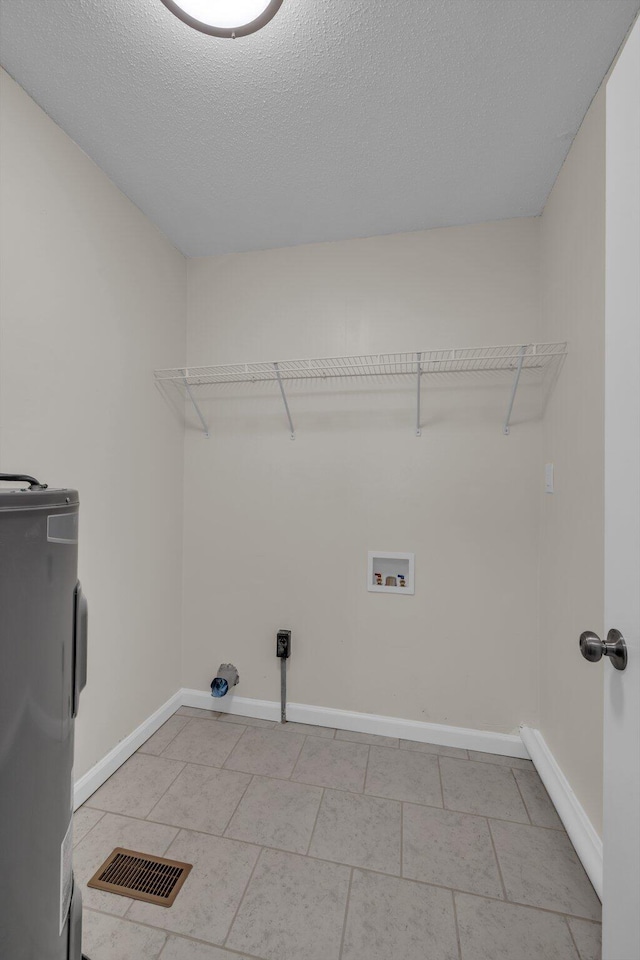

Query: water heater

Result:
[0,474,88,959]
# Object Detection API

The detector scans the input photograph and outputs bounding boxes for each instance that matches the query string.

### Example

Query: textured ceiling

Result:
[1,0,638,256]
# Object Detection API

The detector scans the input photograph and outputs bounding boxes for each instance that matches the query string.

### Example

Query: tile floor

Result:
[76,707,602,960]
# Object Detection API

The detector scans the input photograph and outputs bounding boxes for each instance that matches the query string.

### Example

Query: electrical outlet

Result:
[276,629,291,658]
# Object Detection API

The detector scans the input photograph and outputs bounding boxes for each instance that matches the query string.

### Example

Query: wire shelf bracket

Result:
[155,342,567,439]
[274,362,296,440]
[183,373,210,439]
[502,344,527,436]
[415,352,422,437]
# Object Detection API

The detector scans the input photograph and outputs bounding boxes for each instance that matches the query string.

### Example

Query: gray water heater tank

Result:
[0,477,87,960]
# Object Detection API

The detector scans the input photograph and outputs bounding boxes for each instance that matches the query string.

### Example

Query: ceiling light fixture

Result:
[160,0,284,38]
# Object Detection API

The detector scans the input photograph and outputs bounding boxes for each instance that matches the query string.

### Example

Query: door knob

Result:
[579,629,628,671]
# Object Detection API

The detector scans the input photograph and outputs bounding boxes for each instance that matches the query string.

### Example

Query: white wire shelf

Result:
[154,342,567,439]
[155,342,566,385]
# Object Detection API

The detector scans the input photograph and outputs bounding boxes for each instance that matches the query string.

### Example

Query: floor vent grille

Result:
[87,848,192,907]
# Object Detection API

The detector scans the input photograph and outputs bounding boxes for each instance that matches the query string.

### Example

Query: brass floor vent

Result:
[87,848,192,907]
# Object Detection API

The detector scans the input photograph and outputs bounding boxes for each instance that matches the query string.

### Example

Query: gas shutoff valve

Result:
[276,629,291,659]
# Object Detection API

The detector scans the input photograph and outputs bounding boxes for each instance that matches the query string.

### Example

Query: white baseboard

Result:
[520,725,603,900]
[181,688,281,722]
[181,688,530,758]
[73,691,183,810]
[74,687,530,811]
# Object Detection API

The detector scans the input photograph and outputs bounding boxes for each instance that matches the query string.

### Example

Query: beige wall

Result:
[0,63,607,835]
[0,69,186,778]
[182,219,543,734]
[538,88,606,834]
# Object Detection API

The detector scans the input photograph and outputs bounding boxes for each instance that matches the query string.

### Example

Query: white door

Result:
[602,16,640,960]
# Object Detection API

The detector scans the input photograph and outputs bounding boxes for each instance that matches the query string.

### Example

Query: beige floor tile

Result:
[226,848,350,960]
[147,763,251,835]
[567,918,602,960]
[161,719,245,767]
[513,767,564,829]
[127,829,259,944]
[161,936,252,959]
[342,869,458,960]
[82,910,166,960]
[308,788,401,873]
[74,813,178,915]
[490,820,602,920]
[274,721,336,738]
[365,745,442,806]
[440,756,529,822]
[223,727,306,778]
[139,716,190,756]
[176,707,220,719]
[291,737,369,792]
[85,754,185,818]
[468,750,534,770]
[73,806,104,846]
[336,729,400,747]
[224,775,322,853]
[400,739,469,759]
[455,893,580,960]
[402,803,503,897]
[309,790,401,876]
[217,713,276,728]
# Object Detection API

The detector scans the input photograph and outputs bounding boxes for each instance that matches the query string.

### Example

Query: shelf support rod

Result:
[416,351,422,437]
[183,371,210,438]
[274,362,295,439]
[503,345,527,436]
